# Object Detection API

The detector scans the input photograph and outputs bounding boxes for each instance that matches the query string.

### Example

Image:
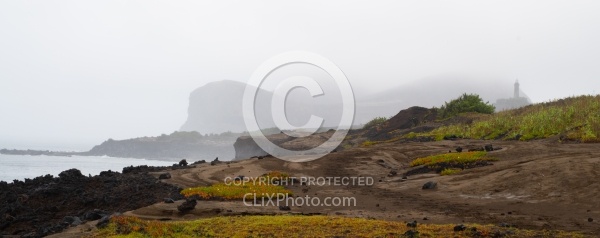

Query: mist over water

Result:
[0,154,174,182]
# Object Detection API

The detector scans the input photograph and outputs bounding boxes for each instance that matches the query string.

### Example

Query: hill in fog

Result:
[181,76,531,134]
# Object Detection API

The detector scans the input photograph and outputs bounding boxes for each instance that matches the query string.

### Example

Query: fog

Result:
[1,0,599,150]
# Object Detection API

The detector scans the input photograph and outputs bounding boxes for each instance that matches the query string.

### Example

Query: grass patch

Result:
[440,168,462,176]
[181,171,292,200]
[362,137,404,147]
[410,151,496,175]
[410,151,491,167]
[92,215,584,238]
[361,140,376,146]
[422,95,600,142]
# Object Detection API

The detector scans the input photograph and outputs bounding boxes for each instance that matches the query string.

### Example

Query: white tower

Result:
[514,79,520,98]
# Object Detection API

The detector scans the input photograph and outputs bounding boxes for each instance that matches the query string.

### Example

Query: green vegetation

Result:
[181,171,292,200]
[361,137,404,147]
[363,116,387,129]
[440,168,462,176]
[361,140,376,146]
[425,95,600,142]
[438,93,495,119]
[93,215,584,238]
[410,151,496,175]
[410,151,491,167]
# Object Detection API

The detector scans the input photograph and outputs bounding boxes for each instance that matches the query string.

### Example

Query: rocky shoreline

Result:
[0,131,239,161]
[0,165,184,237]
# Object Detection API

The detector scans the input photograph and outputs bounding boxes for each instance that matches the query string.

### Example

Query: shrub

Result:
[363,116,387,129]
[438,93,495,119]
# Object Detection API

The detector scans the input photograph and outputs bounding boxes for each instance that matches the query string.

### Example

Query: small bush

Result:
[363,116,387,129]
[438,93,495,119]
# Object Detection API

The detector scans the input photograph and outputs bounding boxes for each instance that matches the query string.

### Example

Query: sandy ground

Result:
[54,139,600,237]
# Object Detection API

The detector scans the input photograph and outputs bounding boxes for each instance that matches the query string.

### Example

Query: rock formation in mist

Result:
[181,76,531,135]
[180,80,276,134]
[180,80,343,134]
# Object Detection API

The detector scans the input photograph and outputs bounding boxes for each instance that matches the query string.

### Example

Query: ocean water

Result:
[0,154,175,182]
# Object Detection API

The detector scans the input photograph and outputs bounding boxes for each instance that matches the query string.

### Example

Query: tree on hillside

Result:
[438,93,495,119]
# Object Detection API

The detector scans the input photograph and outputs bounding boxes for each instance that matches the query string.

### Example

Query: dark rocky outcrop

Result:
[177,198,197,213]
[96,212,121,229]
[0,168,183,237]
[453,224,467,231]
[190,160,206,165]
[163,198,175,203]
[422,181,438,190]
[86,131,237,160]
[233,135,294,160]
[468,147,485,152]
[365,106,438,141]
[83,209,109,221]
[0,149,81,157]
[158,172,172,180]
[233,130,337,160]
[484,144,494,152]
[387,170,398,177]
[278,206,291,211]
[403,230,419,238]
[62,216,82,227]
[123,165,169,174]
[210,157,222,166]
[2,131,240,161]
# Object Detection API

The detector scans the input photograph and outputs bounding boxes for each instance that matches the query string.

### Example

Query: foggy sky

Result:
[1,0,599,150]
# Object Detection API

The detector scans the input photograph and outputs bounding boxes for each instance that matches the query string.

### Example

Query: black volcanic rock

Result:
[484,144,494,151]
[177,198,197,213]
[364,106,438,141]
[0,169,183,237]
[58,168,84,180]
[454,224,467,231]
[164,198,175,203]
[422,181,438,190]
[158,172,172,180]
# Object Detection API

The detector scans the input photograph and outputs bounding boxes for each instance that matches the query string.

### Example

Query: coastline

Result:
[0,154,175,183]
